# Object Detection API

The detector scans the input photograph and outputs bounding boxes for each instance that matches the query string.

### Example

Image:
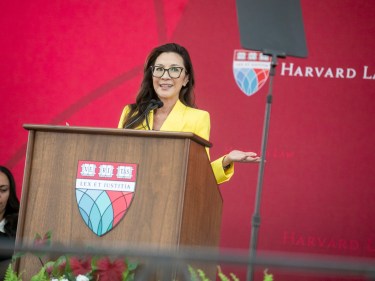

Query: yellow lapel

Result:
[160,99,186,132]
[141,100,187,131]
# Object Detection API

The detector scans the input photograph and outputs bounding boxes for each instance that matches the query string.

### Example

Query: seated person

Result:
[0,166,20,279]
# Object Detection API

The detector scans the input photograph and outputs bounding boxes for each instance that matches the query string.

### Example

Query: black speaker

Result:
[236,0,308,58]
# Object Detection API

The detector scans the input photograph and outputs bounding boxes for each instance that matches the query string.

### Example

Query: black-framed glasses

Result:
[151,66,185,78]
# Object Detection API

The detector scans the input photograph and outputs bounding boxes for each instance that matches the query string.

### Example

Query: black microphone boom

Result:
[152,99,164,109]
[124,99,163,129]
[144,99,163,130]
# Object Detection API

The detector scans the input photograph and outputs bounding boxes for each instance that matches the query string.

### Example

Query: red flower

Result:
[70,257,92,275]
[33,231,52,248]
[94,257,127,281]
[57,260,67,274]
[45,263,54,275]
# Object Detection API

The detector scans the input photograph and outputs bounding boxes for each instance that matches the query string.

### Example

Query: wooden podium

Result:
[16,125,223,277]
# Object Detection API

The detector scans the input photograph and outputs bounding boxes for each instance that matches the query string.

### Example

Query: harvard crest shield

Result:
[233,49,271,96]
[75,160,137,236]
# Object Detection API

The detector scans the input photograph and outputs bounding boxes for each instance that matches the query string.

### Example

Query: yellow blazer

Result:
[118,99,234,184]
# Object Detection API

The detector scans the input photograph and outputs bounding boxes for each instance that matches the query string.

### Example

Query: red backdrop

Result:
[1,0,374,280]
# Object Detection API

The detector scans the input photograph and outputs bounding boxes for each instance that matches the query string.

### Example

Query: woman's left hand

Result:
[223,150,261,167]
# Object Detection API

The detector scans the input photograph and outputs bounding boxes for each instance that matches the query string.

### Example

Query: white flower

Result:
[76,275,90,281]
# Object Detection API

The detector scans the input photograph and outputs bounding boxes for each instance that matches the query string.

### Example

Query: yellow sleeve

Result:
[193,111,234,185]
[118,106,130,128]
[211,155,234,185]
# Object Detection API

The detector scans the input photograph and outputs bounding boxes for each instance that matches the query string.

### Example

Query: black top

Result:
[0,215,18,261]
[0,232,15,261]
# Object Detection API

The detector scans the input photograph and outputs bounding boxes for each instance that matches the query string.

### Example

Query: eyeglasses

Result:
[151,66,185,78]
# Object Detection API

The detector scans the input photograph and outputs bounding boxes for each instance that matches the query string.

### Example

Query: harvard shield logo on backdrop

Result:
[233,49,271,96]
[75,160,138,236]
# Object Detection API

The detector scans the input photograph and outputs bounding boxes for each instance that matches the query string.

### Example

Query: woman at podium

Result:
[118,43,260,184]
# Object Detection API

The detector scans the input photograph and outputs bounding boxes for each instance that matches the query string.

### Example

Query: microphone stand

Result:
[145,103,160,130]
[247,50,286,281]
[145,100,164,130]
[125,100,163,130]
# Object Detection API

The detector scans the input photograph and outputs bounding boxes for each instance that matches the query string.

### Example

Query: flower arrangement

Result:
[4,231,137,281]
[4,231,273,281]
[187,266,273,281]
[4,255,137,281]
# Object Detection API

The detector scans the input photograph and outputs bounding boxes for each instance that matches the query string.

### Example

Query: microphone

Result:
[124,99,163,129]
[145,99,163,130]
[151,99,164,109]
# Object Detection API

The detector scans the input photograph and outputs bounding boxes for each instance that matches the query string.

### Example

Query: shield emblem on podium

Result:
[75,160,138,236]
[233,49,271,96]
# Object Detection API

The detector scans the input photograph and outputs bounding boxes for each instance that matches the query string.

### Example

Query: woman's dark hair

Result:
[123,43,196,129]
[0,166,20,237]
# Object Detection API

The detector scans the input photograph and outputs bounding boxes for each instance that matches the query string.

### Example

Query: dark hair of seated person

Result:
[0,166,20,265]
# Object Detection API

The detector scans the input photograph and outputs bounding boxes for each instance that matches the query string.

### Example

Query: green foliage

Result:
[11,251,25,262]
[217,266,240,281]
[6,231,138,281]
[122,268,135,281]
[122,259,138,281]
[188,265,199,281]
[8,231,275,281]
[50,255,67,277]
[188,266,212,281]
[30,267,48,281]
[197,269,210,281]
[217,272,230,281]
[263,269,273,281]
[229,273,240,281]
[188,265,273,281]
[32,231,52,259]
[187,265,242,281]
[126,259,138,272]
[4,264,22,281]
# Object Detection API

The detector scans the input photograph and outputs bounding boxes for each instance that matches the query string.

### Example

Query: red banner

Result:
[1,1,374,279]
